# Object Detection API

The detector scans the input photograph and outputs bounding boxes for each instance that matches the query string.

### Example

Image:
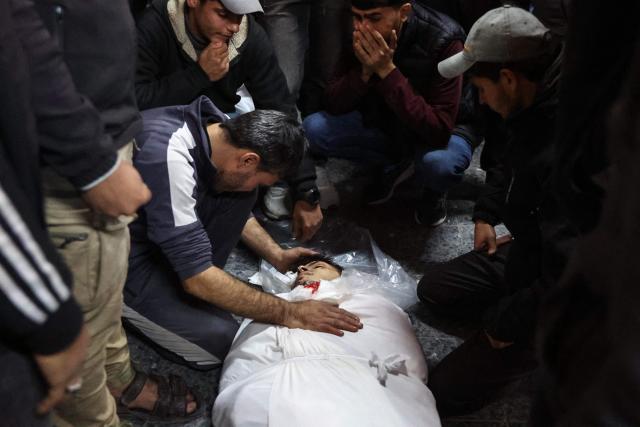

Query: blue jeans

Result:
[303,111,473,193]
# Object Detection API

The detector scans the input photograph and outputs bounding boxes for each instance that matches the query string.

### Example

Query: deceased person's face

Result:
[294,261,341,287]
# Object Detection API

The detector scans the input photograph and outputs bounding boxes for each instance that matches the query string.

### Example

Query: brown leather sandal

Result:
[117,371,201,424]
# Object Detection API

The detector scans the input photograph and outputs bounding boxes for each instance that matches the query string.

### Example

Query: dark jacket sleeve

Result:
[0,157,82,355]
[375,40,463,148]
[472,162,507,226]
[135,9,211,110]
[243,19,296,114]
[289,152,317,198]
[324,51,372,115]
[15,0,118,190]
[482,196,578,342]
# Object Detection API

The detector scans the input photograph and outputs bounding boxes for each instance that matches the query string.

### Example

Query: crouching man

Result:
[123,96,362,369]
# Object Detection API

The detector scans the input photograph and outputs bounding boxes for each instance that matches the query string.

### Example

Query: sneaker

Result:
[415,190,447,226]
[364,161,415,205]
[315,165,340,209]
[262,184,292,220]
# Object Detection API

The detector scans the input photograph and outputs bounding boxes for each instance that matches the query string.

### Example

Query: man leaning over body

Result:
[123,96,363,370]
[419,5,569,415]
[135,0,323,241]
[303,0,472,226]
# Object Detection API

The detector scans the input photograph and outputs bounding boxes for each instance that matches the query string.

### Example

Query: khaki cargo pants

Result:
[46,145,136,427]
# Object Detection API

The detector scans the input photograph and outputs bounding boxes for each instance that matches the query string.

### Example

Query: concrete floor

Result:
[126,145,534,426]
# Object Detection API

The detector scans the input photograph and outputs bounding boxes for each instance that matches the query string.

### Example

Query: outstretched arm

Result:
[241,217,317,272]
[183,266,362,336]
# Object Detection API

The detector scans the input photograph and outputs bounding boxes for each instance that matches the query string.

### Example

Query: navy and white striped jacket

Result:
[126,96,247,297]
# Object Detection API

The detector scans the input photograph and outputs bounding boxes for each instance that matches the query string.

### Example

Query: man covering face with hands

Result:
[303,0,472,227]
[351,1,407,82]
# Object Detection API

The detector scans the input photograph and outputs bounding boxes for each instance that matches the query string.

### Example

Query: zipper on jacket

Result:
[53,5,65,50]
[50,232,88,249]
[505,168,515,204]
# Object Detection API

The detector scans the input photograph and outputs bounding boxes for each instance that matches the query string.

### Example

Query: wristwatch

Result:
[294,187,320,206]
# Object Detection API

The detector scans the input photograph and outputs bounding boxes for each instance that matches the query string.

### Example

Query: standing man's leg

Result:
[298,0,350,117]
[47,144,196,425]
[46,144,135,426]
[257,0,310,102]
[414,134,473,226]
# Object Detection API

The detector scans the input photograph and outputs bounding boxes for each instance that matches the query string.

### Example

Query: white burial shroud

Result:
[212,278,441,427]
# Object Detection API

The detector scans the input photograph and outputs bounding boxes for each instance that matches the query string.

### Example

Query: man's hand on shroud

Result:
[283,300,363,336]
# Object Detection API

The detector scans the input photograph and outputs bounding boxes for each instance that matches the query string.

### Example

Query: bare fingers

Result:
[325,306,363,331]
[389,29,398,51]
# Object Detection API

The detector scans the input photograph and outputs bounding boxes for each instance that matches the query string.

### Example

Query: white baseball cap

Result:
[438,5,551,79]
[220,0,263,15]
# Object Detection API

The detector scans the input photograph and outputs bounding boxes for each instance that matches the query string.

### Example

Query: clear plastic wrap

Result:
[249,217,418,310]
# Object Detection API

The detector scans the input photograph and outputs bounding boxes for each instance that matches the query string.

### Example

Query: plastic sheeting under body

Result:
[212,280,440,427]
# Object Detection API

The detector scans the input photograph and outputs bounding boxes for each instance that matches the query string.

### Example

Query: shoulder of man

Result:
[137,0,178,40]
[137,97,224,157]
[238,15,274,53]
[406,2,466,49]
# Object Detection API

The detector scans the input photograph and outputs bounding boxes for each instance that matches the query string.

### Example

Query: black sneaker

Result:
[415,190,447,226]
[364,161,415,205]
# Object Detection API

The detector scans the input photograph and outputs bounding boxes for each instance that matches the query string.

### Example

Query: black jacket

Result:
[5,0,139,190]
[0,0,82,355]
[135,0,294,114]
[472,84,575,342]
[34,0,142,188]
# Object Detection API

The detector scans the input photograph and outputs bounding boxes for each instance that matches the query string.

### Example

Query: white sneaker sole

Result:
[414,209,446,227]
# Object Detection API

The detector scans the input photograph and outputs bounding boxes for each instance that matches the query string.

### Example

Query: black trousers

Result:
[418,244,510,319]
[123,190,257,370]
[418,243,537,416]
[0,344,51,427]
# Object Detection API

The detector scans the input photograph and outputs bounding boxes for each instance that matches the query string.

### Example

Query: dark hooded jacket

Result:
[1,0,83,356]
[472,65,576,342]
[34,0,142,189]
[135,0,294,114]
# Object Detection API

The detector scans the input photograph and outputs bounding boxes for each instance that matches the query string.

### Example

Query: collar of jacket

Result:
[506,43,563,125]
[166,0,248,63]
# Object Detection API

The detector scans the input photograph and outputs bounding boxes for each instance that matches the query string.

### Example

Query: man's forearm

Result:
[183,265,364,337]
[183,266,288,324]
[241,217,282,265]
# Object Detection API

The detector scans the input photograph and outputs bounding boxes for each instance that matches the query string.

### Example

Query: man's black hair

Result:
[219,110,306,178]
[289,254,344,274]
[351,0,408,10]
[467,48,558,83]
